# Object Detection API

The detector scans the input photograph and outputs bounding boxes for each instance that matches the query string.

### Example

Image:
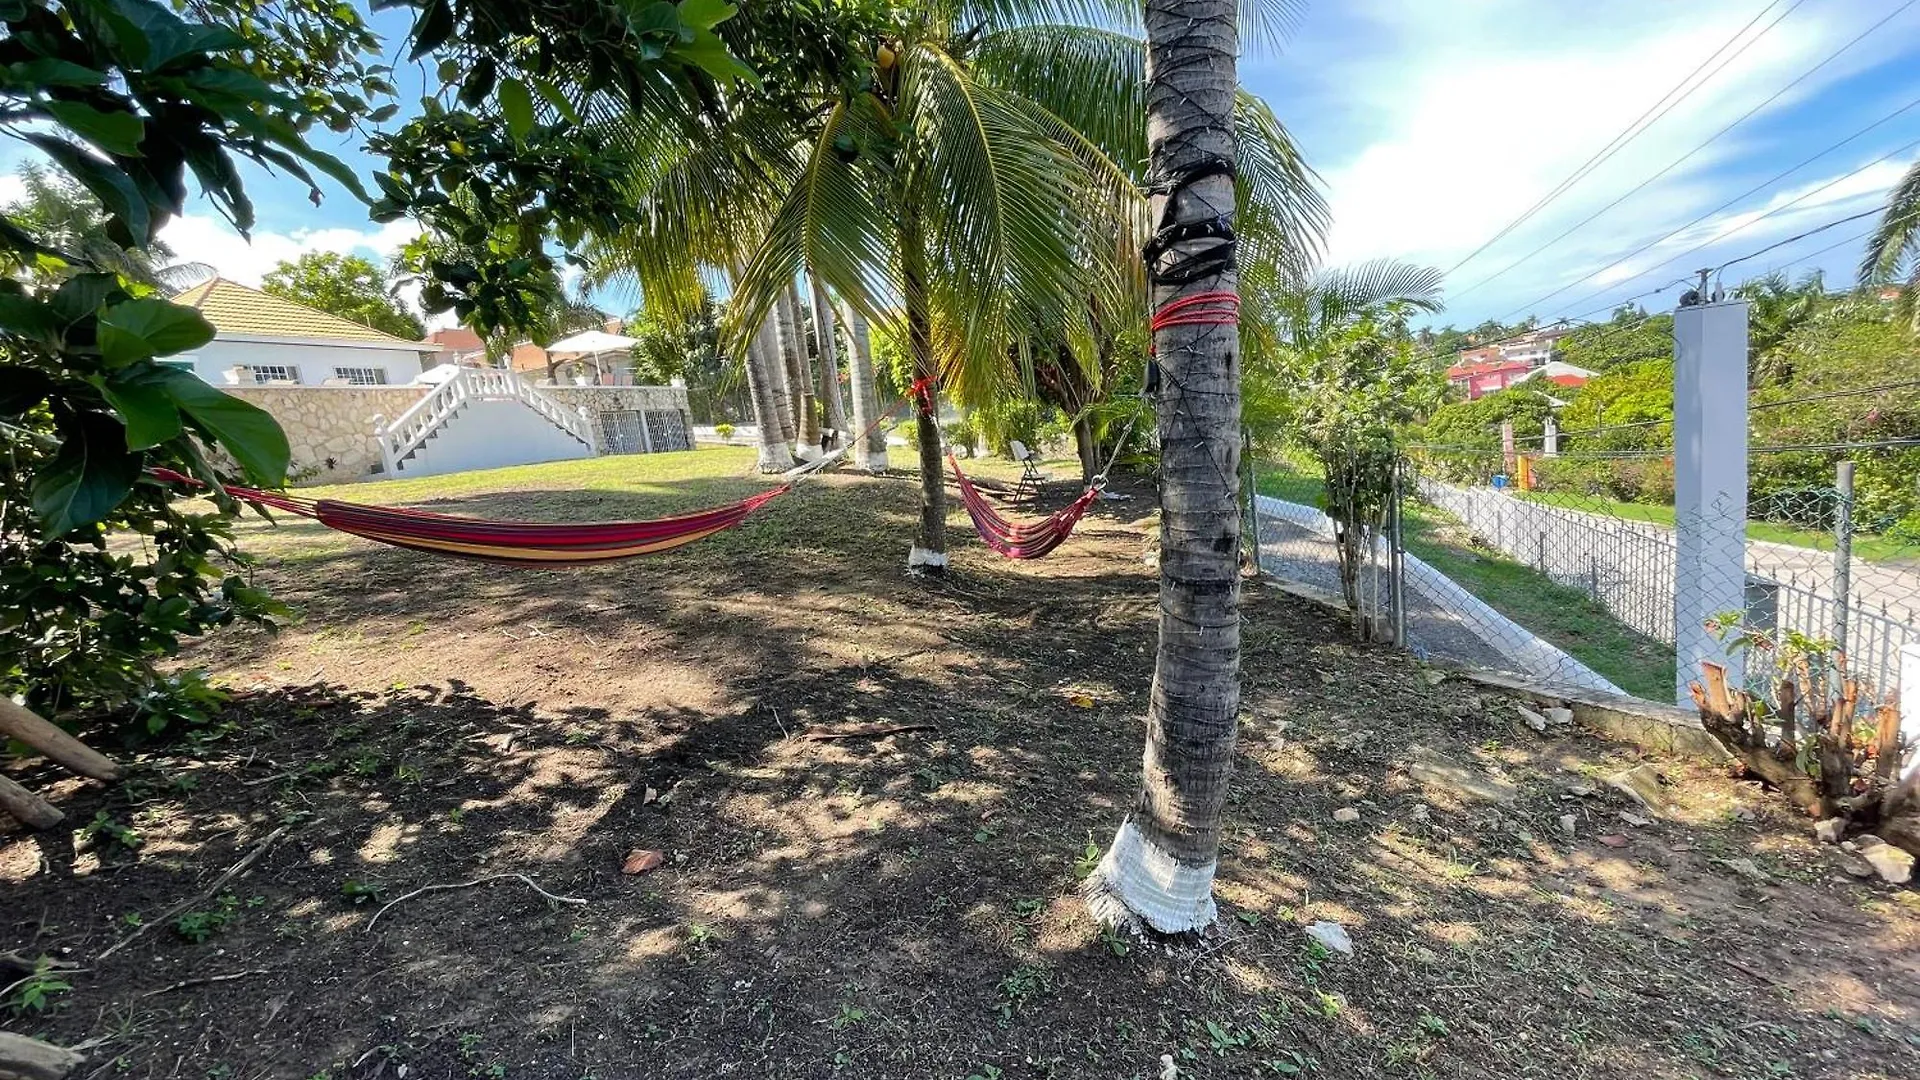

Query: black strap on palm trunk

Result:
[1141,155,1238,287]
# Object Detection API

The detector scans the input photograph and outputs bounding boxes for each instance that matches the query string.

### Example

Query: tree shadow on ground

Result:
[5,473,1919,1079]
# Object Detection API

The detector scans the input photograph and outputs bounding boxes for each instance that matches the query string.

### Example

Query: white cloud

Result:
[1277,0,1920,322]
[158,213,421,288]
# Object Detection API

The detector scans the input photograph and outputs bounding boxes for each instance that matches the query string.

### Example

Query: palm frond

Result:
[903,42,1108,406]
[1859,157,1920,286]
[730,95,903,355]
[970,23,1145,177]
[1235,92,1329,273]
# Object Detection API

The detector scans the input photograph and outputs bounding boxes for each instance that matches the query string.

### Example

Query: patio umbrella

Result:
[547,329,640,383]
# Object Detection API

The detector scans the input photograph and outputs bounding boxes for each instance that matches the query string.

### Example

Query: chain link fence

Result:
[1251,442,1920,706]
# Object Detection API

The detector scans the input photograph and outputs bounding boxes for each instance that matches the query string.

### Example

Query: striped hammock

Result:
[149,468,790,566]
[949,455,1100,559]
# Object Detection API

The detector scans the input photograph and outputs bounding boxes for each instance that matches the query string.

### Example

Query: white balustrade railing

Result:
[375,367,594,474]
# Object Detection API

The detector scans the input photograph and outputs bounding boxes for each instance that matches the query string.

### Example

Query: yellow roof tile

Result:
[170,278,428,347]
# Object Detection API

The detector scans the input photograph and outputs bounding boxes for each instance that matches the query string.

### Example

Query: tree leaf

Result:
[0,366,53,416]
[677,0,737,31]
[25,133,151,244]
[530,77,581,125]
[408,0,455,61]
[97,299,217,366]
[7,58,109,88]
[32,410,142,536]
[672,29,756,84]
[632,1,680,37]
[157,370,290,484]
[102,369,184,449]
[500,77,534,143]
[43,101,146,156]
[49,272,125,326]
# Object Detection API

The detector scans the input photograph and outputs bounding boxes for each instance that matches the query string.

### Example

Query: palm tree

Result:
[1861,159,1920,321]
[838,297,890,470]
[808,271,850,448]
[1081,0,1249,935]
[2,163,212,289]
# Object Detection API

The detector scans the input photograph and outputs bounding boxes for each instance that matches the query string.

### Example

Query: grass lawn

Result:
[1255,463,1675,699]
[6,452,1917,1078]
[1519,490,1914,563]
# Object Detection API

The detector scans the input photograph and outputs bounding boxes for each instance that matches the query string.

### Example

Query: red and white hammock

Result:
[948,455,1102,560]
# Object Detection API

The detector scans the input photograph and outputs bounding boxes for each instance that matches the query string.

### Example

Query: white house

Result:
[169,277,436,386]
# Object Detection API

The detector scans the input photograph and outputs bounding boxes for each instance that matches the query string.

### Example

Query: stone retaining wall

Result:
[224,382,695,486]
[224,386,426,485]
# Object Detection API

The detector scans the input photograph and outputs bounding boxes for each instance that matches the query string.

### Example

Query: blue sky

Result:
[1247,0,1920,329]
[7,0,1918,333]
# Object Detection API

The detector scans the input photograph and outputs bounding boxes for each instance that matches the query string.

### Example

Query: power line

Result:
[1440,0,1798,278]
[1504,92,1920,321]
[1713,204,1888,272]
[1447,0,1912,304]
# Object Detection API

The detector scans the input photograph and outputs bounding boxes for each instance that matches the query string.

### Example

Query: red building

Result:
[1445,358,1532,400]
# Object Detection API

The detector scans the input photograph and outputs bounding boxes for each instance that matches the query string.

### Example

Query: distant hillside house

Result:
[170,278,437,387]
[1524,359,1596,391]
[1446,358,1532,400]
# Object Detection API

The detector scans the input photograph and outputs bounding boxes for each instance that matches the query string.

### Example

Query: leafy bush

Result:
[0,1,328,733]
[713,422,735,441]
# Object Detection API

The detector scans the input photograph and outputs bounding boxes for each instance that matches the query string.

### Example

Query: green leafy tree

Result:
[0,0,370,726]
[261,252,424,340]
[1557,307,1672,372]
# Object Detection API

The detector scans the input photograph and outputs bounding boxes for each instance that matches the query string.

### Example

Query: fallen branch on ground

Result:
[800,722,937,741]
[0,699,121,782]
[98,824,292,960]
[365,874,587,933]
[140,970,271,998]
[0,775,61,831]
[0,1030,86,1080]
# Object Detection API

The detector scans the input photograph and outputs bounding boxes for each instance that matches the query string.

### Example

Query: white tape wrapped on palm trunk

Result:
[1083,819,1216,933]
[1254,495,1626,698]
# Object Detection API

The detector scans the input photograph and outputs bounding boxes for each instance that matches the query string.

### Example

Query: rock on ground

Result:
[1406,745,1517,804]
[1856,835,1915,885]
[1605,764,1672,817]
[1304,920,1353,956]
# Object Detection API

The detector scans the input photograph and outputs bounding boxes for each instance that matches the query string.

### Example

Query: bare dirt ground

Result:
[4,451,1919,1080]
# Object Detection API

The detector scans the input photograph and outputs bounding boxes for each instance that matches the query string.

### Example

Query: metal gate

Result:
[598,409,695,454]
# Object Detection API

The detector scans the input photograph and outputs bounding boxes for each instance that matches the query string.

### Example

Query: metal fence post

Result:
[1390,456,1407,648]
[1833,459,1854,655]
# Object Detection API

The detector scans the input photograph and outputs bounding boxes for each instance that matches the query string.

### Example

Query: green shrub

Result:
[713,422,735,441]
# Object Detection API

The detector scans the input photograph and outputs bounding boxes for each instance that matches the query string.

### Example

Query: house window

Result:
[250,365,300,384]
[333,366,388,386]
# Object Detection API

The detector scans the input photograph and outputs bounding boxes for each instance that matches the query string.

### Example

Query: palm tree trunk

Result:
[765,304,797,446]
[1074,414,1100,485]
[839,299,889,472]
[745,316,792,473]
[776,285,819,452]
[808,271,849,447]
[1085,0,1242,934]
[900,208,946,571]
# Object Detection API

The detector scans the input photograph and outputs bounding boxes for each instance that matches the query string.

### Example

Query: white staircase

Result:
[375,368,597,478]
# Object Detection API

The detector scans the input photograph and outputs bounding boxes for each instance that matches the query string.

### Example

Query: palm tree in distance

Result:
[2,163,213,289]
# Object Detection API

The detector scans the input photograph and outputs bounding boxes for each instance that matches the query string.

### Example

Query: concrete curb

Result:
[1256,577,1729,763]
[1254,495,1627,697]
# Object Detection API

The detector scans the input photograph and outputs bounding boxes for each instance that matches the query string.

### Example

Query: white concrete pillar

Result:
[1672,298,1749,706]
[1543,417,1560,457]
[1900,644,1920,779]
